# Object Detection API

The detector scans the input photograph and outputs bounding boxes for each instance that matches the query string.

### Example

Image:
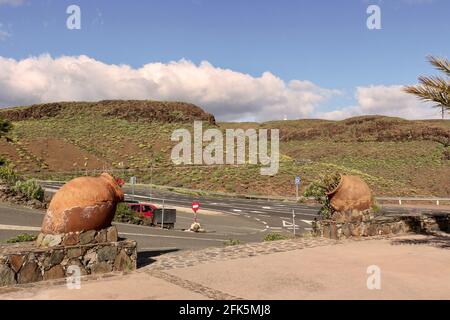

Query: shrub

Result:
[263,233,289,242]
[224,239,241,246]
[7,233,37,243]
[322,172,341,193]
[13,179,45,201]
[114,202,144,225]
[0,117,12,138]
[303,172,342,220]
[0,165,19,186]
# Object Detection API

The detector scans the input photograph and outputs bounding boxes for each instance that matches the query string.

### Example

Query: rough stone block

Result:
[90,262,112,274]
[17,261,42,284]
[9,255,25,273]
[67,248,83,259]
[0,265,16,286]
[43,265,65,281]
[114,249,133,272]
[106,226,118,242]
[97,246,117,262]
[62,232,80,246]
[80,230,97,245]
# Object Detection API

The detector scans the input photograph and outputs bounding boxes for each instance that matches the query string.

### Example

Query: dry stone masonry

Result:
[0,226,137,287]
[312,210,450,240]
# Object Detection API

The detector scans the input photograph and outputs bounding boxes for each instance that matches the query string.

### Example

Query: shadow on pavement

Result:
[137,248,179,268]
[390,234,450,249]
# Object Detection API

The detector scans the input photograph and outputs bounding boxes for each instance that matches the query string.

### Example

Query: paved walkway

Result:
[1,234,450,300]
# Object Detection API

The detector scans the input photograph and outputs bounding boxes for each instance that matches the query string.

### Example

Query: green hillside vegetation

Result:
[0,100,449,197]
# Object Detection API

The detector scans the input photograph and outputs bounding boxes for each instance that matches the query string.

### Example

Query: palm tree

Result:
[404,55,450,119]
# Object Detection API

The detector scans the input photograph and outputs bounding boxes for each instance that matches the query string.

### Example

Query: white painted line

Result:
[0,224,40,231]
[262,206,271,209]
[301,220,313,225]
[258,214,270,217]
[251,211,263,214]
[269,227,283,230]
[255,218,261,221]
[232,209,242,212]
[265,226,270,229]
[262,221,267,225]
[118,232,225,242]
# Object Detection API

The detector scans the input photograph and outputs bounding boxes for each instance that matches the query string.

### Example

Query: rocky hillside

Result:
[0,100,216,124]
[0,100,449,197]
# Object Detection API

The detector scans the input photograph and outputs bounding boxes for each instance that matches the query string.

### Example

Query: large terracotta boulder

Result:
[41,173,124,234]
[326,175,373,212]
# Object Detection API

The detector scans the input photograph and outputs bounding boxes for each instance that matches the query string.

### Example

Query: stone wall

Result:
[312,210,450,240]
[0,226,137,287]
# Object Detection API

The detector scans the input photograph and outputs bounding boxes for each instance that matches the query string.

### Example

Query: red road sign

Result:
[192,201,200,213]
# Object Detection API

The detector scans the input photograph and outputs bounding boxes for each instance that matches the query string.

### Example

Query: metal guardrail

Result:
[376,197,450,206]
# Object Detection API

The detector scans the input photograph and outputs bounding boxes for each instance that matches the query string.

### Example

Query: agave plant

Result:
[404,55,450,119]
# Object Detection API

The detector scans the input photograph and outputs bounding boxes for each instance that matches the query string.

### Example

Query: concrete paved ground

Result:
[1,234,450,300]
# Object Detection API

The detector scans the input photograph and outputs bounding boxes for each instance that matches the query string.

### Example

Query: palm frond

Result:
[427,55,450,77]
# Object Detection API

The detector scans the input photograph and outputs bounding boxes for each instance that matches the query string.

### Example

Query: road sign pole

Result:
[292,209,296,237]
[161,199,165,229]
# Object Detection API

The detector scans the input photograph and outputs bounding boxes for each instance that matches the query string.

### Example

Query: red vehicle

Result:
[128,202,157,219]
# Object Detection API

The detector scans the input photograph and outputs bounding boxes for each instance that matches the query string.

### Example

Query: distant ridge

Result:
[0,100,216,124]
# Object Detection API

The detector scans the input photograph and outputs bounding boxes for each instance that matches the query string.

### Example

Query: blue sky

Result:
[0,0,448,121]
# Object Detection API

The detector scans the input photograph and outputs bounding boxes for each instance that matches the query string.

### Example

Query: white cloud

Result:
[0,0,24,6]
[0,54,339,121]
[317,85,441,120]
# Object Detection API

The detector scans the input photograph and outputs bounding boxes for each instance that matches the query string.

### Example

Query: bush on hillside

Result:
[13,179,45,202]
[0,165,19,186]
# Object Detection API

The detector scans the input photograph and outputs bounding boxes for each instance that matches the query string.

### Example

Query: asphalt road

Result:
[44,182,322,234]
[42,182,450,235]
[3,182,448,254]
[0,201,271,252]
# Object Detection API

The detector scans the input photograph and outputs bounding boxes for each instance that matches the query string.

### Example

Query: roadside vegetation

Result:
[113,202,145,225]
[6,233,37,243]
[224,239,241,246]
[263,233,290,242]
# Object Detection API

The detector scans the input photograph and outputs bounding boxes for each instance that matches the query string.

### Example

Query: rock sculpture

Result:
[41,173,124,234]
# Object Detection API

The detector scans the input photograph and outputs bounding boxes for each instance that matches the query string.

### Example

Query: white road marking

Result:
[0,224,40,231]
[251,211,263,214]
[262,221,267,225]
[258,214,270,217]
[269,227,283,230]
[301,220,313,225]
[262,206,271,209]
[232,209,242,212]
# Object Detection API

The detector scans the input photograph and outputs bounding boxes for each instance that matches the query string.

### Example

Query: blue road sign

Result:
[295,176,301,186]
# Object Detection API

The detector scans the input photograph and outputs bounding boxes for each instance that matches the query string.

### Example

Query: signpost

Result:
[130,176,137,201]
[292,209,296,237]
[295,176,301,200]
[192,201,200,223]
